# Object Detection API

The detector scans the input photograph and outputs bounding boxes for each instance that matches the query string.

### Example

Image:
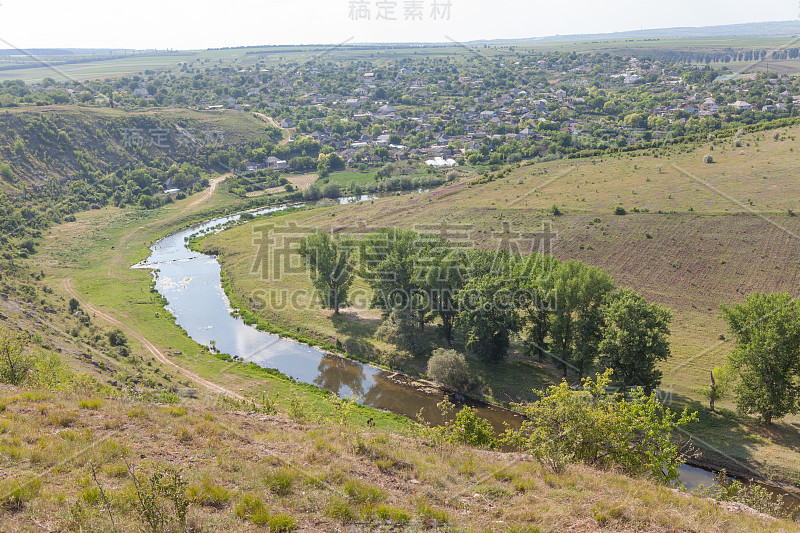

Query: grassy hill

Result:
[0,106,273,190]
[0,381,791,532]
[198,125,800,484]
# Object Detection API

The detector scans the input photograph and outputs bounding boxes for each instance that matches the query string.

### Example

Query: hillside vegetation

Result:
[199,124,800,485]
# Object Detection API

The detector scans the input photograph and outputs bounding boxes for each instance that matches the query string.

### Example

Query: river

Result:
[136,196,798,517]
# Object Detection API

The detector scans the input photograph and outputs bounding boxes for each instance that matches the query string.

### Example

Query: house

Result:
[531,99,547,112]
[377,104,396,117]
[375,134,391,147]
[266,156,287,170]
[700,98,719,112]
[425,157,458,168]
[731,101,752,111]
[280,118,295,128]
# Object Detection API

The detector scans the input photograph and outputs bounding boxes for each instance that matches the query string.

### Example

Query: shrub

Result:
[426,349,473,392]
[418,401,497,449]
[106,329,127,347]
[0,327,33,386]
[0,162,12,181]
[130,465,190,532]
[613,206,627,215]
[503,370,697,484]
[703,154,714,163]
[698,470,789,519]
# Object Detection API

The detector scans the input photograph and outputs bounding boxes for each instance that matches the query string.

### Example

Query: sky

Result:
[0,0,797,50]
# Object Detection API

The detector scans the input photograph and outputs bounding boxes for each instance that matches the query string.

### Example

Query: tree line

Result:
[298,228,672,394]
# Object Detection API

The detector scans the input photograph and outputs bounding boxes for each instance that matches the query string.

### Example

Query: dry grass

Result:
[0,385,791,532]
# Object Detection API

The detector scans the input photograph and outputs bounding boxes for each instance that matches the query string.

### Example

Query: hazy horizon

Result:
[0,1,797,50]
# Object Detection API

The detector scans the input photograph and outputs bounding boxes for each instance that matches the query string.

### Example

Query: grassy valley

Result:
[198,124,800,485]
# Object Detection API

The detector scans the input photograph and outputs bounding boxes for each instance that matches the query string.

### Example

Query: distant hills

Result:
[509,20,800,43]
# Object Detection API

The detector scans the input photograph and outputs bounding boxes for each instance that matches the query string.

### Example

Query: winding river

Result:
[136,197,799,516]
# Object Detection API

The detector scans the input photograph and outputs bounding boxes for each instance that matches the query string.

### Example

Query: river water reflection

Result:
[137,199,798,517]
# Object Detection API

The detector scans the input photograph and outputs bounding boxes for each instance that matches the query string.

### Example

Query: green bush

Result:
[503,370,697,484]
[0,327,33,386]
[107,329,128,347]
[426,349,473,392]
[418,401,497,449]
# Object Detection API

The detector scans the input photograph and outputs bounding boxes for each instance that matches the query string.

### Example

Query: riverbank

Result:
[25,179,798,523]
[195,193,800,492]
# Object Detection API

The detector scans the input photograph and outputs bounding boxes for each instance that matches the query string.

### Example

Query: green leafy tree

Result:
[550,260,614,378]
[512,254,559,361]
[425,246,469,345]
[374,306,427,357]
[598,288,672,394]
[360,228,433,329]
[107,329,128,347]
[298,230,355,314]
[721,292,800,425]
[457,275,519,362]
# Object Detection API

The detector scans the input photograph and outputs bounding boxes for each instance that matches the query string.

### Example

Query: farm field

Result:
[5,34,800,85]
[200,124,800,483]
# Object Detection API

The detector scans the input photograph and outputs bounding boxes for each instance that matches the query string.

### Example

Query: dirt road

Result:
[69,174,244,400]
[253,112,292,145]
[62,278,244,401]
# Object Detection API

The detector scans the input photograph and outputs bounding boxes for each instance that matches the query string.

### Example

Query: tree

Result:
[360,228,432,329]
[721,292,800,425]
[0,327,32,386]
[377,305,426,354]
[700,366,730,413]
[598,288,672,394]
[425,246,469,345]
[426,349,473,392]
[513,254,559,362]
[457,275,519,363]
[68,298,80,314]
[550,260,614,378]
[298,230,355,314]
[137,194,155,209]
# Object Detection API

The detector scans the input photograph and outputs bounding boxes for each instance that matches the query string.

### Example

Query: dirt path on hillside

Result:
[63,278,244,400]
[253,112,292,145]
[65,174,244,400]
[187,173,228,209]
